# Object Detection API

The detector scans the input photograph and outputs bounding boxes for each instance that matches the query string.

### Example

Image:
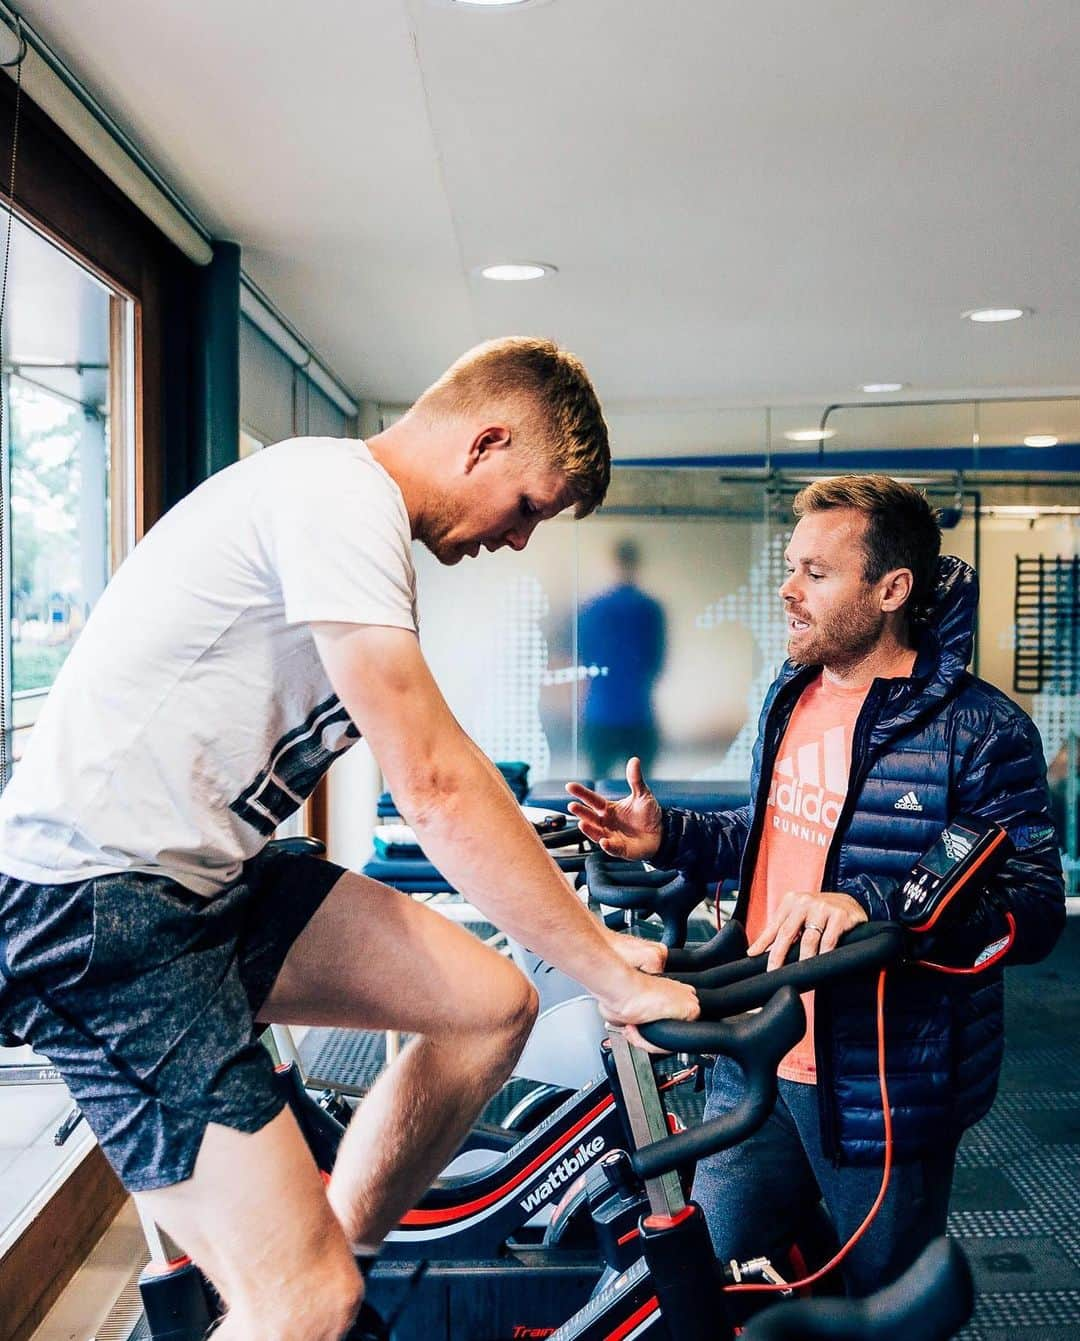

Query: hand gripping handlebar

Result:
[630,987,805,1181]
[739,1236,974,1340]
[668,921,906,1007]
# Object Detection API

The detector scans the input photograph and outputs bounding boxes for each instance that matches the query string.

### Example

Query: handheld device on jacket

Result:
[898,816,1009,934]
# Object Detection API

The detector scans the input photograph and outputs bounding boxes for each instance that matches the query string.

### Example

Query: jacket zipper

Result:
[732,668,815,925]
[815,679,890,1165]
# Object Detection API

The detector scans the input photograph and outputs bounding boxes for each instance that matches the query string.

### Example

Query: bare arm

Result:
[312,623,697,1028]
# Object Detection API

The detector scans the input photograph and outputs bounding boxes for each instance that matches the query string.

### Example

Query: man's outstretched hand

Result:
[565,756,663,860]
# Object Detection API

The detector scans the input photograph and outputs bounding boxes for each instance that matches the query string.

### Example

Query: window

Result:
[0,212,135,1259]
[4,213,135,762]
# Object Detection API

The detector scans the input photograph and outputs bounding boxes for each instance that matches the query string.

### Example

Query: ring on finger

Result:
[804,922,824,936]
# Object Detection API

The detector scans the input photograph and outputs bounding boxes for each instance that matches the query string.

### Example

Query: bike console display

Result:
[898,816,1008,933]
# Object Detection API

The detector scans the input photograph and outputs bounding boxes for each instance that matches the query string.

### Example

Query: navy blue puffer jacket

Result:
[656,556,1066,1163]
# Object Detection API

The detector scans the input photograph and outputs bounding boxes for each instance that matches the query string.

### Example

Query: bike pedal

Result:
[728,1256,794,1295]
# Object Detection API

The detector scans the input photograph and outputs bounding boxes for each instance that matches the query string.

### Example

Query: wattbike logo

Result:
[519,1136,606,1214]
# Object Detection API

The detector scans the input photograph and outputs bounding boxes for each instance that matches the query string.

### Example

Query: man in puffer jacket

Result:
[567,474,1065,1296]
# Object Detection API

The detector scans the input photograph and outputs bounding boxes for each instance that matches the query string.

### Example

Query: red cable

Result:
[719,909,1014,1297]
[725,967,893,1295]
[918,912,1016,975]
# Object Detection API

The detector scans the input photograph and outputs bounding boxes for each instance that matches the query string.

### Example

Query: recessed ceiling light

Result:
[783,429,835,443]
[478,262,556,282]
[448,0,540,7]
[1023,435,1059,448]
[963,307,1027,323]
[860,382,906,394]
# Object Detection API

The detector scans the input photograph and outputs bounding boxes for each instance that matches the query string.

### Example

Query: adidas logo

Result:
[894,791,923,812]
[942,829,973,861]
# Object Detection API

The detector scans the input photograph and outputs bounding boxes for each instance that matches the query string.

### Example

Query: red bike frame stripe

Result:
[606,1296,660,1339]
[400,1093,615,1226]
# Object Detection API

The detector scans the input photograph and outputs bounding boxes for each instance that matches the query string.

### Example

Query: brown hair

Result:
[415,337,610,517]
[792,474,942,619]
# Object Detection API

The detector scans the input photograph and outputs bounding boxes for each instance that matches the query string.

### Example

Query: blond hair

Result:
[793,474,942,619]
[415,338,610,518]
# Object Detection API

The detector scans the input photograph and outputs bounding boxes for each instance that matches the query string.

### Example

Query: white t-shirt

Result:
[0,437,418,896]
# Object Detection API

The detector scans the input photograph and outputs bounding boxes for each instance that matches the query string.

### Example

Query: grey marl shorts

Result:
[0,847,344,1192]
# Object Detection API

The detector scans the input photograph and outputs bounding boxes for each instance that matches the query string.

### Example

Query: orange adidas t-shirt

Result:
[745,674,872,1083]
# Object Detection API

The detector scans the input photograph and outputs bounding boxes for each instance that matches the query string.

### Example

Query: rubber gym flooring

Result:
[950,913,1080,1340]
[299,915,1080,1338]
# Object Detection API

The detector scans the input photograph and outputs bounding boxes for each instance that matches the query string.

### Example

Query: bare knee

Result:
[478,964,539,1079]
[221,1244,362,1341]
[509,973,540,1046]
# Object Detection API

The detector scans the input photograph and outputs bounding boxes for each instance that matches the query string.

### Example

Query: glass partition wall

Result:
[416,457,1080,891]
[414,484,784,786]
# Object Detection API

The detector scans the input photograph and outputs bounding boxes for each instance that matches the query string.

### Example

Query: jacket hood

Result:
[915,553,978,684]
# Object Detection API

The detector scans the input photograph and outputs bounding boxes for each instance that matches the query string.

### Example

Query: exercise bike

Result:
[145,811,1006,1339]
[544,922,905,1340]
[135,876,744,1340]
[379,802,1008,1340]
[543,810,1013,1340]
[138,913,980,1340]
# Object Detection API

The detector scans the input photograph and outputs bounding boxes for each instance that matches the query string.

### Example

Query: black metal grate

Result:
[1014,556,1080,694]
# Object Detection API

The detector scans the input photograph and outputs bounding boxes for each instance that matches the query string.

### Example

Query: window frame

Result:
[0,72,195,1338]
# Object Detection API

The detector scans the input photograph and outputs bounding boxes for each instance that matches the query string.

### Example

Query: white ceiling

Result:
[12,0,1080,442]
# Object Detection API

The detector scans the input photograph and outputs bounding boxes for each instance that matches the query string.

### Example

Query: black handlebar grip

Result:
[669,918,890,990]
[693,924,905,1019]
[739,1237,974,1340]
[632,987,805,1179]
[586,853,710,948]
[665,919,749,973]
[585,853,680,905]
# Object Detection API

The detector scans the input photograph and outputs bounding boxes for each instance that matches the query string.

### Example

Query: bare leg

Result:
[257,870,538,1246]
[135,1109,362,1341]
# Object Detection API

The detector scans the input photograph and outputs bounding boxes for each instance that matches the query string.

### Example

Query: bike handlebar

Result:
[586,853,705,948]
[689,923,905,1019]
[588,855,679,890]
[631,987,805,1179]
[665,919,748,972]
[739,1237,974,1340]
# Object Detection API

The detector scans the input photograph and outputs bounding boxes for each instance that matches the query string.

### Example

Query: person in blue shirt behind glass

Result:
[579,538,667,779]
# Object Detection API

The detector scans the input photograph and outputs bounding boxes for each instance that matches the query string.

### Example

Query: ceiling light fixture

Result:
[783,429,835,443]
[449,0,539,7]
[478,262,556,282]
[860,382,906,394]
[963,307,1027,323]
[1023,435,1059,448]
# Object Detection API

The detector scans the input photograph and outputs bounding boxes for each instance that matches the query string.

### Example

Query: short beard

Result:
[789,599,886,674]
[414,498,460,565]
